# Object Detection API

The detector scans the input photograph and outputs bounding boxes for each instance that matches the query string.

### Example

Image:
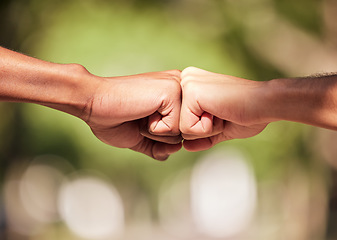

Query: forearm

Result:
[0,47,99,120]
[262,75,337,129]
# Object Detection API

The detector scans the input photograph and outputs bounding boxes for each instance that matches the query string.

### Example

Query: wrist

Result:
[240,80,274,125]
[261,77,326,125]
[0,47,101,121]
[259,78,294,123]
[41,63,101,121]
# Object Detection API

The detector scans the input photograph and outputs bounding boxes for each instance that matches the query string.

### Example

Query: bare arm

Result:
[179,67,337,151]
[264,75,337,130]
[0,47,182,160]
[0,47,96,118]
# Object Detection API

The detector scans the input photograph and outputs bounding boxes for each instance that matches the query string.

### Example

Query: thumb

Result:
[179,94,214,139]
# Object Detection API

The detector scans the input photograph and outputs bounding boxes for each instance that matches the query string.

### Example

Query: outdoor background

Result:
[1,0,337,239]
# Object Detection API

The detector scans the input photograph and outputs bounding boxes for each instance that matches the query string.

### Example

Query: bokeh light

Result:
[4,180,44,236]
[190,149,257,238]
[0,0,335,239]
[4,155,72,237]
[158,169,195,239]
[58,173,124,239]
[20,162,65,223]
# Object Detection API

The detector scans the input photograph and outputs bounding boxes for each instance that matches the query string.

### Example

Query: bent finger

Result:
[183,132,232,152]
[131,138,182,161]
[140,127,182,144]
[148,82,181,137]
[180,106,214,137]
[148,111,181,136]
[182,117,225,140]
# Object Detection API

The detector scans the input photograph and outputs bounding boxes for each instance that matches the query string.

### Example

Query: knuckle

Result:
[180,124,193,135]
[169,69,182,76]
[181,66,199,77]
[171,75,181,84]
[180,75,195,89]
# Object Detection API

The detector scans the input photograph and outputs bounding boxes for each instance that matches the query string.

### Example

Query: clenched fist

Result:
[3,45,337,160]
[86,70,183,160]
[179,67,268,151]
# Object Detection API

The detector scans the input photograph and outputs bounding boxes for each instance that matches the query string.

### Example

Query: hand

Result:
[85,70,182,160]
[179,67,269,151]
[0,45,182,160]
[5,46,336,160]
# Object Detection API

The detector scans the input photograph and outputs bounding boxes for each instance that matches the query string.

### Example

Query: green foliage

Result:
[0,0,329,220]
[273,0,323,36]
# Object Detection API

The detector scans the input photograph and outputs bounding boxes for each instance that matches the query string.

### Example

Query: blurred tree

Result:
[273,0,323,36]
[0,0,334,239]
[0,0,82,173]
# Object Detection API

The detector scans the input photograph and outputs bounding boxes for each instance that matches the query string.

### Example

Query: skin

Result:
[0,47,182,160]
[180,67,337,152]
[88,71,183,160]
[3,47,337,159]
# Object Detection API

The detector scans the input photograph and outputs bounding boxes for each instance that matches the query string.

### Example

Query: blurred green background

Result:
[1,0,337,239]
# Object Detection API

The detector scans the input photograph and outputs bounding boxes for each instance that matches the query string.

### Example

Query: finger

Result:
[182,117,225,140]
[148,83,181,137]
[152,141,182,160]
[131,138,182,161]
[139,117,181,143]
[162,69,182,78]
[148,111,180,136]
[179,97,214,137]
[181,66,211,79]
[183,132,231,152]
[179,77,215,138]
[140,125,182,144]
[122,70,181,85]
[91,121,142,148]
[183,137,214,152]
[221,121,267,139]
[183,121,267,152]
